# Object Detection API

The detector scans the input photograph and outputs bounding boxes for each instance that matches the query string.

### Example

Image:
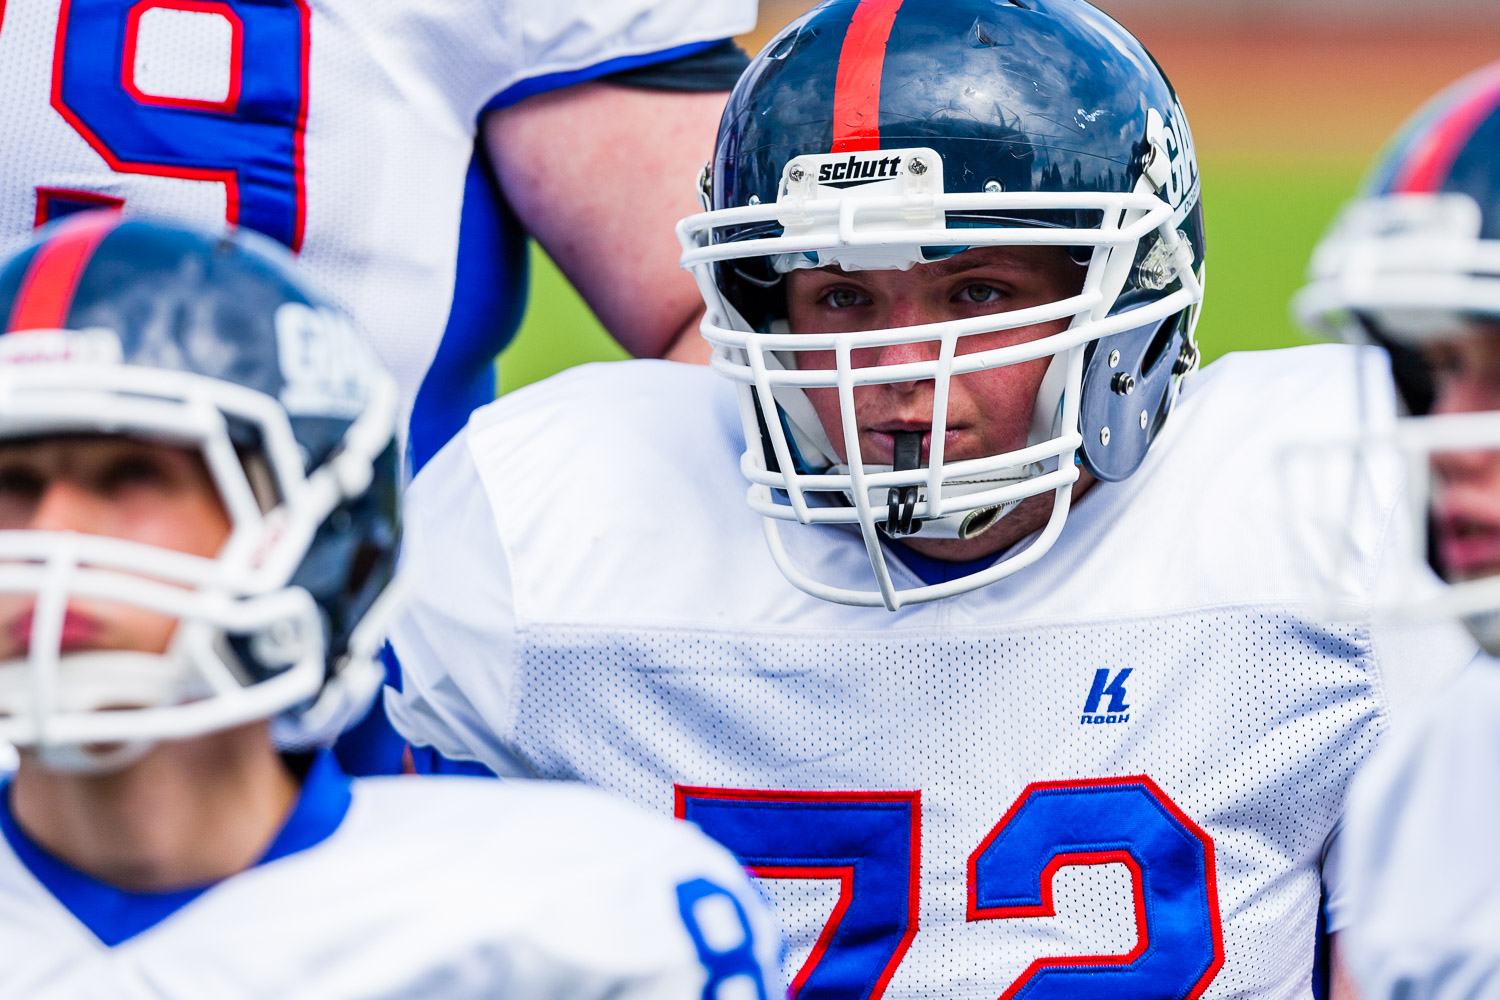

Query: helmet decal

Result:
[831,0,905,154]
[5,212,120,332]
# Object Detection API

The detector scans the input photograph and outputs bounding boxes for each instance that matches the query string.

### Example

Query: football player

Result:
[0,214,780,998]
[0,0,758,472]
[384,1,1472,996]
[0,0,759,772]
[1295,62,1500,998]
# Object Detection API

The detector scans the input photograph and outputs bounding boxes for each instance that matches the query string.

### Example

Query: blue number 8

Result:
[676,878,770,1000]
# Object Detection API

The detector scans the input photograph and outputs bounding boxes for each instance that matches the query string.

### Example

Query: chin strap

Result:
[834,457,1047,541]
[36,740,153,775]
[0,649,202,775]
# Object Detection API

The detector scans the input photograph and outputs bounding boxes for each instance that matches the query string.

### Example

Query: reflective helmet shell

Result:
[708,0,1205,484]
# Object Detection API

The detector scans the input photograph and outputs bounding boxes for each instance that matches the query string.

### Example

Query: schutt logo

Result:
[817,154,904,189]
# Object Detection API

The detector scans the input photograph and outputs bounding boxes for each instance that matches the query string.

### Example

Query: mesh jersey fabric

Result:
[1337,655,1500,999]
[386,345,1475,999]
[0,775,780,999]
[0,0,756,453]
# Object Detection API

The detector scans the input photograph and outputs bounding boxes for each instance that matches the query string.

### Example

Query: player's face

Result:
[0,437,231,660]
[1423,324,1500,582]
[785,245,1086,466]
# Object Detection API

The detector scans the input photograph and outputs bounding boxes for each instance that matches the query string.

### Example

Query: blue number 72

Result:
[678,776,1223,1000]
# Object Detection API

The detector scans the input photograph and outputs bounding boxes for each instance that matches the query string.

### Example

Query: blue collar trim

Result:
[0,750,352,947]
[884,540,999,587]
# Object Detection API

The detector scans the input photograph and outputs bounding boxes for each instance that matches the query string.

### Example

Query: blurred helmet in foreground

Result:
[0,213,400,768]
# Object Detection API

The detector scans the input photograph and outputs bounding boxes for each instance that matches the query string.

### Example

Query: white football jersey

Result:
[385,345,1474,999]
[1336,655,1500,998]
[0,755,781,999]
[0,0,755,468]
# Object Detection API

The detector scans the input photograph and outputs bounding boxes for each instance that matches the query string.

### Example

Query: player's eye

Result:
[957,284,1004,305]
[0,466,44,503]
[821,287,868,310]
[96,455,172,495]
[0,464,45,529]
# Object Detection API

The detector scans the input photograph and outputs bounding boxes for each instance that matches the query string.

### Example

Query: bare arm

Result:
[1329,934,1361,1000]
[482,82,727,364]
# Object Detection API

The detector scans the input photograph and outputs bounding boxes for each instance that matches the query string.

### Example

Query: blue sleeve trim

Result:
[408,745,499,779]
[0,751,352,947]
[482,38,722,116]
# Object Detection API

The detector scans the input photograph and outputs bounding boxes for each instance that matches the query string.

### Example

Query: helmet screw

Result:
[1099,426,1111,446]
[984,179,1003,193]
[1172,343,1199,376]
[1140,410,1149,430]
[748,194,761,206]
[788,165,806,183]
[908,157,928,175]
[1111,373,1136,395]
[1108,350,1120,368]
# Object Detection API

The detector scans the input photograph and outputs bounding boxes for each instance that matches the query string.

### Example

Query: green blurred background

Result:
[496,6,1499,394]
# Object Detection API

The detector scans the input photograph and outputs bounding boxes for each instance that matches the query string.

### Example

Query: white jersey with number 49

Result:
[386,345,1474,1000]
[0,762,781,999]
[0,0,755,467]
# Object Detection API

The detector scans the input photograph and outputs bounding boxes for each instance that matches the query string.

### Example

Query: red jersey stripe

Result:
[1394,62,1500,194]
[831,0,905,154]
[6,211,120,333]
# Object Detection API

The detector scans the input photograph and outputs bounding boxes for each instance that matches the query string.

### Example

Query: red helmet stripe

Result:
[1393,62,1500,194]
[6,211,121,333]
[831,0,905,154]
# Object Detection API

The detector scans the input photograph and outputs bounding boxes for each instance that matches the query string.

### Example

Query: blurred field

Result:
[497,8,1499,394]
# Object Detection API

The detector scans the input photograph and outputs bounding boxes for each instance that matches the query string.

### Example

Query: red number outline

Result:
[676,785,921,1000]
[753,863,856,996]
[967,775,1225,1000]
[121,0,244,114]
[51,0,311,251]
[34,187,125,227]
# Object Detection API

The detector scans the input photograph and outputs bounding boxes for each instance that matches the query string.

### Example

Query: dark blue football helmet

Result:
[1296,61,1500,649]
[0,212,400,763]
[679,0,1206,608]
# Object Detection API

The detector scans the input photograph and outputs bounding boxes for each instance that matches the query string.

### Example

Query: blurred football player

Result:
[0,214,780,998]
[1295,61,1500,999]
[385,1,1473,996]
[0,0,759,772]
[0,0,757,471]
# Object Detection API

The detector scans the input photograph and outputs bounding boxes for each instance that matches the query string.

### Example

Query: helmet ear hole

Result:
[1139,312,1179,377]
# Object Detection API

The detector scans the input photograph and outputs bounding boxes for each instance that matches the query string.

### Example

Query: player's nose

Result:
[869,335,942,395]
[27,480,106,534]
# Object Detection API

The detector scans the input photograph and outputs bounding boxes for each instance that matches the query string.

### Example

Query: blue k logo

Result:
[1083,668,1132,715]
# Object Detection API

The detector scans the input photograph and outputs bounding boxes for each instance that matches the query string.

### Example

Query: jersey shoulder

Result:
[977,343,1403,622]
[428,361,773,623]
[338,776,780,979]
[496,1,758,107]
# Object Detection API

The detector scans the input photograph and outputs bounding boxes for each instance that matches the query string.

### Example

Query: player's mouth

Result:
[6,607,104,655]
[1433,493,1500,579]
[864,424,969,466]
